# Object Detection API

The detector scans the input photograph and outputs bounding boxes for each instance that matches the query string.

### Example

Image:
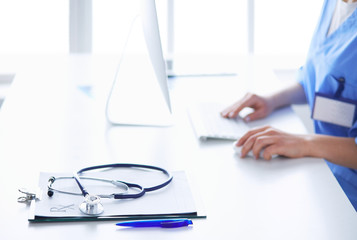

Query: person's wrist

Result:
[265,94,278,113]
[302,134,317,158]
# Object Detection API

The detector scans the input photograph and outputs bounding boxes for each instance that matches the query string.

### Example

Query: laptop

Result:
[188,102,250,141]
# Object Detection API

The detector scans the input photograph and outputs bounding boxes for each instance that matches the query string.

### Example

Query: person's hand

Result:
[236,126,309,160]
[220,93,274,122]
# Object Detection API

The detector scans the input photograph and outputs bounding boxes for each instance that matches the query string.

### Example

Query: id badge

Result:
[312,93,357,128]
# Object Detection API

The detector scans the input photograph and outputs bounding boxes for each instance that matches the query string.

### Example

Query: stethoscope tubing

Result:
[73,171,89,197]
[77,163,173,193]
[48,163,173,200]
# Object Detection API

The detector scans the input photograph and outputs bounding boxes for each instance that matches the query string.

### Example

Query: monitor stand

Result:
[106,55,172,127]
[106,1,172,127]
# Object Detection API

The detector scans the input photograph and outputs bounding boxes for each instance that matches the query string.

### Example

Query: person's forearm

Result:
[267,83,307,111]
[305,134,357,169]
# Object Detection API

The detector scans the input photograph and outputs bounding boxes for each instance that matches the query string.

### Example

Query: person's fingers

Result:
[237,125,271,146]
[240,128,271,157]
[264,136,306,159]
[221,93,255,118]
[220,101,240,118]
[262,145,278,160]
[251,136,277,159]
[243,108,269,122]
[238,128,304,160]
[221,101,245,118]
[240,127,280,158]
[228,99,253,118]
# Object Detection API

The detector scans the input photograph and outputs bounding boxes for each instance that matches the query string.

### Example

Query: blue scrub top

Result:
[297,0,357,210]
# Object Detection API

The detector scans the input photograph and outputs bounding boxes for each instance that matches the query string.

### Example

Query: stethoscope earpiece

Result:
[47,190,54,197]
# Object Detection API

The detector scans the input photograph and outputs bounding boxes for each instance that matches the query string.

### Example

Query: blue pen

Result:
[116,219,193,228]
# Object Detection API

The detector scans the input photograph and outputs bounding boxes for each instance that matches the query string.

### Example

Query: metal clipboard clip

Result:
[17,188,41,203]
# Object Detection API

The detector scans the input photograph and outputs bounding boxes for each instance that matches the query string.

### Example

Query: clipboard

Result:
[28,170,206,222]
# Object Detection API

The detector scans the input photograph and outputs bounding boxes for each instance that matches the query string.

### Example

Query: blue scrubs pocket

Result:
[314,75,357,129]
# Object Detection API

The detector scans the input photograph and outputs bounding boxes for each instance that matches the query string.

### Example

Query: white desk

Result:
[0,54,356,239]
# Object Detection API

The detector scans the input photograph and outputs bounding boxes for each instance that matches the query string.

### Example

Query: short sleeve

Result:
[296,66,306,88]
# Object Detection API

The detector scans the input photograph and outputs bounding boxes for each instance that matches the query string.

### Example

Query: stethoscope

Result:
[46,163,173,215]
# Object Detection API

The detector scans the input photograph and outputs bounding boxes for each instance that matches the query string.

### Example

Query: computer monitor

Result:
[105,0,172,127]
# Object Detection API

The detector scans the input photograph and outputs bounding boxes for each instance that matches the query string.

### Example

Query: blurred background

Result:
[0,0,321,131]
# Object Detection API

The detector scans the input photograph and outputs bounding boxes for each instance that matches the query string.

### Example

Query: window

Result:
[0,0,68,54]
[92,0,246,55]
[0,0,324,58]
[255,0,323,55]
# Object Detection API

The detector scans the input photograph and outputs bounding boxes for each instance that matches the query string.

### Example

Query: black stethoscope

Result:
[47,163,173,215]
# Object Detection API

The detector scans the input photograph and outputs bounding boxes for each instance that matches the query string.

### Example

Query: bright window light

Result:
[255,0,323,55]
[0,0,68,54]
[0,0,325,57]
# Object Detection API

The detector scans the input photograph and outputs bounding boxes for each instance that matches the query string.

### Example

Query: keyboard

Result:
[187,102,250,140]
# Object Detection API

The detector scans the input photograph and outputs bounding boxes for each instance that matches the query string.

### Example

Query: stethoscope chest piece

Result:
[79,195,104,215]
